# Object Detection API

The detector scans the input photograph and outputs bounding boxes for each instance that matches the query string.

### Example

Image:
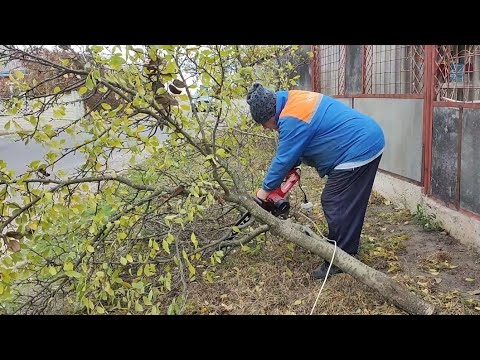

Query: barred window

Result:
[434,45,480,102]
[314,45,346,96]
[364,45,425,95]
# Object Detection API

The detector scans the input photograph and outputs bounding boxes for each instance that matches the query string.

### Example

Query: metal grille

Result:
[316,45,346,96]
[434,45,480,102]
[311,45,319,92]
[364,45,425,94]
[363,45,373,93]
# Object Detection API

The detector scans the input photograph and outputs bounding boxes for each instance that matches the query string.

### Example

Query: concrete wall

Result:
[354,98,423,182]
[335,98,353,108]
[374,171,480,251]
[295,45,312,91]
[345,45,363,95]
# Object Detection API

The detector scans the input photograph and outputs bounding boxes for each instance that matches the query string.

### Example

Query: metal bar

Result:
[456,107,463,209]
[428,195,480,221]
[422,45,435,194]
[311,45,318,92]
[433,101,480,108]
[351,94,424,99]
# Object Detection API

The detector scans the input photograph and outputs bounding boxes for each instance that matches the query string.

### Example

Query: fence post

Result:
[345,45,363,95]
[422,45,435,194]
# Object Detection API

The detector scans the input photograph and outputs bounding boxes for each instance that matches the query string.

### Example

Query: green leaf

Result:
[117,232,127,240]
[48,266,57,276]
[29,160,40,169]
[86,76,94,90]
[79,86,88,95]
[65,270,82,279]
[191,232,198,249]
[126,254,133,263]
[101,103,112,110]
[53,86,61,94]
[216,148,228,158]
[92,45,104,53]
[53,106,66,118]
[162,239,170,254]
[86,245,95,253]
[232,226,240,233]
[120,257,127,266]
[110,56,126,71]
[63,262,74,272]
[4,121,11,130]
[96,306,105,314]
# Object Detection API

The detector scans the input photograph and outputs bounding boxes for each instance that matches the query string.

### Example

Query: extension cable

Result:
[310,238,337,315]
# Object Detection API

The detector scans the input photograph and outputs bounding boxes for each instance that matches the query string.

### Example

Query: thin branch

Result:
[220,224,269,249]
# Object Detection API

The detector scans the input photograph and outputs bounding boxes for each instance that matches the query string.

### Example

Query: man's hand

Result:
[256,188,271,201]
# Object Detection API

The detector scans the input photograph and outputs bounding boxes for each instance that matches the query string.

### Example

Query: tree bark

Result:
[226,193,435,315]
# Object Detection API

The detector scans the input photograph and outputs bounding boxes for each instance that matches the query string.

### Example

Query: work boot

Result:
[312,261,343,280]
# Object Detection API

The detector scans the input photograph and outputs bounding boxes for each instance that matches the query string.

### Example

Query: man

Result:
[246,83,385,280]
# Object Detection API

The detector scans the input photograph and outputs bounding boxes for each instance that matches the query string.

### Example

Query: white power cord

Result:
[310,239,337,315]
[296,207,339,315]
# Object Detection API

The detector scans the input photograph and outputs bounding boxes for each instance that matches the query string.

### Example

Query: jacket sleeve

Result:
[262,116,311,191]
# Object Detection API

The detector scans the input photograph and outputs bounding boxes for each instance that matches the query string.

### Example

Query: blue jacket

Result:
[262,90,385,191]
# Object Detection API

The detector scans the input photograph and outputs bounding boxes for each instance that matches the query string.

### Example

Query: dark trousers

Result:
[321,155,382,255]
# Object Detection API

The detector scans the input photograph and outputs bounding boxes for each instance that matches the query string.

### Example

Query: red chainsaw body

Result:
[265,168,301,203]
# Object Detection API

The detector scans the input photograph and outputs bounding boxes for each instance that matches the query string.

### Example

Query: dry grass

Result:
[183,167,480,315]
[185,239,402,315]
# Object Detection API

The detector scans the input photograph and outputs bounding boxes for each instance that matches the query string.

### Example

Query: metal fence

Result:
[364,45,425,95]
[312,45,346,96]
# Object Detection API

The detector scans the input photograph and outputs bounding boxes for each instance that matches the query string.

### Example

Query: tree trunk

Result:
[227,193,435,315]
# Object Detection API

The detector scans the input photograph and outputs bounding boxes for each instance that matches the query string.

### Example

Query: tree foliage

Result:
[0,45,310,314]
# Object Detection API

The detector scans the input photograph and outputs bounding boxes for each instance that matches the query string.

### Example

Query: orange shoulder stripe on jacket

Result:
[279,90,323,123]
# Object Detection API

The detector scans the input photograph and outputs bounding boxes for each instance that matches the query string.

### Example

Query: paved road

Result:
[0,131,167,176]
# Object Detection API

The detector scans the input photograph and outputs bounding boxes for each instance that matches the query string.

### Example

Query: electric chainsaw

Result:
[226,167,303,241]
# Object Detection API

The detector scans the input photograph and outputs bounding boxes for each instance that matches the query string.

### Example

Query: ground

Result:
[184,167,480,315]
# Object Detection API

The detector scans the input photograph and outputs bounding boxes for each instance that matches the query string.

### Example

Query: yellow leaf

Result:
[126,254,133,263]
[48,266,57,276]
[87,245,95,253]
[135,301,144,312]
[191,232,198,248]
[13,69,24,79]
[294,300,302,306]
[63,262,74,272]
[79,86,88,95]
[120,257,127,266]
[96,306,105,314]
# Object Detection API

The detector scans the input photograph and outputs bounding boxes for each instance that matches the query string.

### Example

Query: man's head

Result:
[246,83,277,127]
